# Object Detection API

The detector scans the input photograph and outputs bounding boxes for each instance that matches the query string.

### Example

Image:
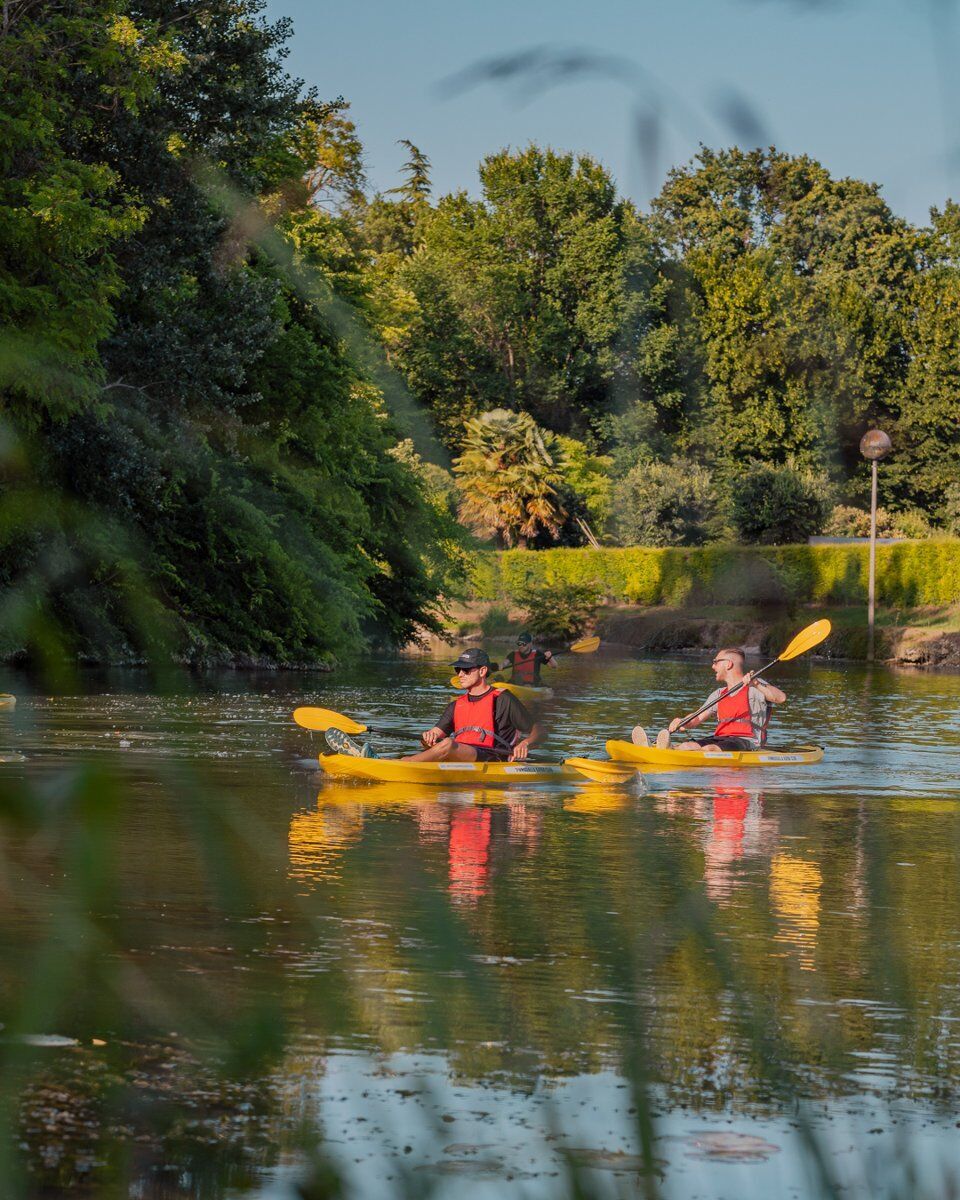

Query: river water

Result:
[2,650,960,1199]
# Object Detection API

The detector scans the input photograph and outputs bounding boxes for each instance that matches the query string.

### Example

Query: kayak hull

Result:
[493,682,553,703]
[318,753,636,786]
[605,741,823,768]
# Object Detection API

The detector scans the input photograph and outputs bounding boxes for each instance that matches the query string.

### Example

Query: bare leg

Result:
[678,740,721,753]
[403,738,480,763]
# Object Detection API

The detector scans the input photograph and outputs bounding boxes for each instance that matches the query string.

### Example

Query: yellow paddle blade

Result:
[777,619,832,662]
[570,636,600,653]
[293,706,367,735]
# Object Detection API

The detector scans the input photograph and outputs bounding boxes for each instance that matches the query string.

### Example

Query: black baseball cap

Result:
[517,631,533,645]
[451,648,497,671]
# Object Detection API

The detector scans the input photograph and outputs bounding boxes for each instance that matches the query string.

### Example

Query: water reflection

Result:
[769,852,822,971]
[283,759,960,1119]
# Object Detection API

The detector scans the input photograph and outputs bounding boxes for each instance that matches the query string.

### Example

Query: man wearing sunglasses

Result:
[634,647,786,753]
[405,648,538,763]
[504,632,557,686]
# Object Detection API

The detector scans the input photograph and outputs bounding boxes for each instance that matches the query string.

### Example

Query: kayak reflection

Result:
[290,781,555,901]
[654,783,823,969]
[290,778,824,967]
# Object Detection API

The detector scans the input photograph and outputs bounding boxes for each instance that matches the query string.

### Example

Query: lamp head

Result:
[860,429,892,461]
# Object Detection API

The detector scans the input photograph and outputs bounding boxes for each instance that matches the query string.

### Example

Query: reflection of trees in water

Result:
[279,786,960,1115]
[9,759,960,1193]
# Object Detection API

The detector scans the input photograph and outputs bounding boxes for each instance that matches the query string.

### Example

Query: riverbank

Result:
[433,600,960,667]
[599,605,960,666]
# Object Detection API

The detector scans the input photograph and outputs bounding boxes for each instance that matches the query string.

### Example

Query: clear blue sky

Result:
[264,0,959,226]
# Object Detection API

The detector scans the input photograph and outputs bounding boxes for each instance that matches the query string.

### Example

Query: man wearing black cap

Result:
[404,647,539,763]
[504,632,557,687]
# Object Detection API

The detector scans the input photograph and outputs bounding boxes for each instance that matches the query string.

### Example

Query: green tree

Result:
[387,146,634,442]
[552,434,614,541]
[647,147,918,486]
[731,463,831,545]
[614,459,719,547]
[454,409,565,548]
[387,139,432,206]
[886,205,960,513]
[0,1,180,424]
[0,0,463,664]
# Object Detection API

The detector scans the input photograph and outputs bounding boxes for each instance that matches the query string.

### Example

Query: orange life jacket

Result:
[453,688,498,748]
[510,647,538,685]
[714,684,755,740]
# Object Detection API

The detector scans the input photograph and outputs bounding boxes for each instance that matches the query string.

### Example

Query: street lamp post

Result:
[859,429,892,662]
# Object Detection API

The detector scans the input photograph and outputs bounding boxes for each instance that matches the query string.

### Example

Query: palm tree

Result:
[453,409,565,548]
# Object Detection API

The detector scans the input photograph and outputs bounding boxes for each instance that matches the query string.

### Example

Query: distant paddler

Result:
[633,647,786,754]
[502,631,558,686]
[324,648,540,763]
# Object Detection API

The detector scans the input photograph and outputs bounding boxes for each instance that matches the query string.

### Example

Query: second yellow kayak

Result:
[606,741,824,768]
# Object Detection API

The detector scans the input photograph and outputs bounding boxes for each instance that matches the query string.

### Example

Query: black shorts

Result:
[474,746,509,763]
[689,736,758,752]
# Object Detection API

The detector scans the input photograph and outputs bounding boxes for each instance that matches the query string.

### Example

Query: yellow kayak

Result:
[0,694,16,711]
[492,681,553,703]
[605,741,824,768]
[318,753,636,786]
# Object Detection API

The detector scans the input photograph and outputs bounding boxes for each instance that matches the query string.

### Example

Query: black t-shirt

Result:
[438,688,532,750]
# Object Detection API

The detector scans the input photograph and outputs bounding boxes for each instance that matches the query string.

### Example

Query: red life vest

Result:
[453,688,498,748]
[714,683,755,740]
[510,648,538,685]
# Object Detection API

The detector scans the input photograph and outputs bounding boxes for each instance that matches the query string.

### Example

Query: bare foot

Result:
[655,729,671,750]
[631,725,649,746]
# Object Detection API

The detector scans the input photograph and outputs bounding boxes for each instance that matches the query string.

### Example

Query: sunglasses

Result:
[711,658,731,667]
[456,665,480,675]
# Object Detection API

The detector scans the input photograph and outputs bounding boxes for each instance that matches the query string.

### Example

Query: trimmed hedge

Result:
[466,541,960,609]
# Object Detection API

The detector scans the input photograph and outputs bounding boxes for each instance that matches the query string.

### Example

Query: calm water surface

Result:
[2,650,960,1199]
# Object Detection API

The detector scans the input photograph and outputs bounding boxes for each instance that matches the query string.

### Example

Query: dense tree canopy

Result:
[0,0,462,665]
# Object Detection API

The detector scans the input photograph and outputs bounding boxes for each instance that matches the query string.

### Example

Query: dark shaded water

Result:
[2,650,960,1198]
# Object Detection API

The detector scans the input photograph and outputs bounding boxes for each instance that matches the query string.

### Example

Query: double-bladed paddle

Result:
[293,705,523,758]
[673,618,832,732]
